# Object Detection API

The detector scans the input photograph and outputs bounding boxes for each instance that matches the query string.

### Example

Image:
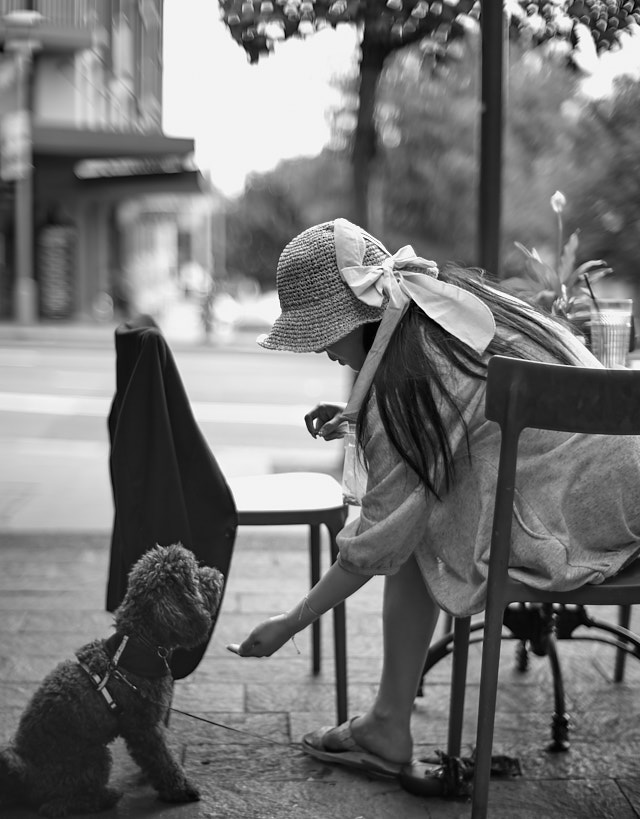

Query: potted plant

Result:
[502,191,611,342]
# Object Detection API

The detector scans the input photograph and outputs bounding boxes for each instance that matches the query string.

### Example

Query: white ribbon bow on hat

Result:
[333,218,496,420]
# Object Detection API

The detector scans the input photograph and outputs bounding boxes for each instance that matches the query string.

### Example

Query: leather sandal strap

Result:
[323,717,360,752]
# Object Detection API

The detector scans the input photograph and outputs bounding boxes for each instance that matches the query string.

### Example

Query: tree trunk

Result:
[352,26,389,230]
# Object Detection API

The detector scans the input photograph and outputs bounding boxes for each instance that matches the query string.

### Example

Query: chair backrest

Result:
[484,355,640,597]
[486,355,640,437]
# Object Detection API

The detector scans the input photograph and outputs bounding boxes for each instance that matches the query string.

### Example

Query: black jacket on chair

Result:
[106,315,237,679]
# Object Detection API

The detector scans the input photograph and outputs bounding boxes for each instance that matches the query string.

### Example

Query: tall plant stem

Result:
[556,211,563,275]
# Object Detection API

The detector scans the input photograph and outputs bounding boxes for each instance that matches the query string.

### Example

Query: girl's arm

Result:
[228,561,370,657]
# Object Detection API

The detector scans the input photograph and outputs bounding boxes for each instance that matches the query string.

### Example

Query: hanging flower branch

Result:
[218,0,475,63]
[218,0,640,63]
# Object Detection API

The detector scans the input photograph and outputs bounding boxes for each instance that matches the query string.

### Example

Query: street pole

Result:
[478,0,507,276]
[9,41,37,324]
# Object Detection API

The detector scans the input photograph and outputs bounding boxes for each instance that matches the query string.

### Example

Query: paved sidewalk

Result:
[3,529,640,818]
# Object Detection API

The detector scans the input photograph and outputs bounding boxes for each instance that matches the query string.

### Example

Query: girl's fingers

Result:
[304,410,326,437]
[305,410,330,437]
[227,639,259,657]
[304,413,317,436]
[319,419,348,440]
[304,404,346,438]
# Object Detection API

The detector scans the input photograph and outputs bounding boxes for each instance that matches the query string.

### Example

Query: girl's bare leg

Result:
[350,556,439,763]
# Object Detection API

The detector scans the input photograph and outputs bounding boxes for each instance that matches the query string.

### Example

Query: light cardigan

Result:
[336,328,640,617]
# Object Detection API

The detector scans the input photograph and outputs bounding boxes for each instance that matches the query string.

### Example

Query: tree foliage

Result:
[224,175,304,288]
[219,0,640,64]
[323,34,582,265]
[559,76,640,281]
[219,0,475,66]
[373,38,480,262]
[500,44,582,270]
[224,33,640,294]
[218,0,640,237]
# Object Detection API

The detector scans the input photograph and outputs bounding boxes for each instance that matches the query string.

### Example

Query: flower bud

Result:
[551,190,566,213]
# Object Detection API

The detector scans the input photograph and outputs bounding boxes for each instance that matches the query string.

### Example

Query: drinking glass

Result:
[589,298,633,368]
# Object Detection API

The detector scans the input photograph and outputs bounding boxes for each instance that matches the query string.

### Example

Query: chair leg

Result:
[614,604,632,682]
[309,524,321,674]
[333,600,348,724]
[544,627,570,752]
[447,616,471,757]
[471,601,506,819]
[328,521,348,725]
[540,604,570,753]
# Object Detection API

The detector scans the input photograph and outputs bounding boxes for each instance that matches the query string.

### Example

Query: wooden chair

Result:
[447,356,640,819]
[228,472,349,723]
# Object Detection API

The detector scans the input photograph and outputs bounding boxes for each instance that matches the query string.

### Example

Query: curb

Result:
[0,322,265,354]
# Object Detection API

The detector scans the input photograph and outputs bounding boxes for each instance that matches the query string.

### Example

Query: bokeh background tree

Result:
[223,58,640,292]
[224,176,304,289]
[218,0,640,308]
[558,75,640,282]
[223,35,631,257]
[219,0,640,235]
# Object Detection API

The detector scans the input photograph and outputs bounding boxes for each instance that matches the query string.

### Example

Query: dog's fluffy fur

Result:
[0,543,224,817]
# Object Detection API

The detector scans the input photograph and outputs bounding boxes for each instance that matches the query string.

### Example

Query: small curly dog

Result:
[0,542,224,817]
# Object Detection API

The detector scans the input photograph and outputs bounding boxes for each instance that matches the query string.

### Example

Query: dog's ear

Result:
[198,565,224,613]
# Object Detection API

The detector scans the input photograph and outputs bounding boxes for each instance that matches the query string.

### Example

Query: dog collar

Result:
[76,634,131,714]
[104,633,171,679]
[77,633,171,715]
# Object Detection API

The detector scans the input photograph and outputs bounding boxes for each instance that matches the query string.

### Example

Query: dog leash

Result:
[111,664,300,752]
[80,635,301,752]
[167,706,301,750]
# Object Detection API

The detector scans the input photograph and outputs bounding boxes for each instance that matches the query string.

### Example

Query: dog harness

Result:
[77,633,171,713]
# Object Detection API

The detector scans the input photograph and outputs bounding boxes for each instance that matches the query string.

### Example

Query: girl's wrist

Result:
[285,596,322,634]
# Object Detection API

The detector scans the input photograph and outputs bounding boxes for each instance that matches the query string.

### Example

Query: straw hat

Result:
[258,220,388,353]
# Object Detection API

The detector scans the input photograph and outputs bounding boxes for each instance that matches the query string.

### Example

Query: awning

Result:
[0,18,96,54]
[32,125,195,159]
[32,125,205,199]
[76,169,206,200]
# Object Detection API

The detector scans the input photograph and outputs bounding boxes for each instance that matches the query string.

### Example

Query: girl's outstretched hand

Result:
[304,402,348,440]
[227,613,293,658]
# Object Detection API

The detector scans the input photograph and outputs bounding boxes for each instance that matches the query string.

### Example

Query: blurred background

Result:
[0,0,639,336]
[1,0,640,530]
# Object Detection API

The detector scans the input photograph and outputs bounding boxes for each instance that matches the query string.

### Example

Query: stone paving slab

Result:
[2,531,640,818]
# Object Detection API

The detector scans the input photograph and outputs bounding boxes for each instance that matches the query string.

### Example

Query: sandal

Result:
[301,717,407,779]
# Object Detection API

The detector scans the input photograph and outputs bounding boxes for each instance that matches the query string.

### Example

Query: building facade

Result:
[0,0,204,322]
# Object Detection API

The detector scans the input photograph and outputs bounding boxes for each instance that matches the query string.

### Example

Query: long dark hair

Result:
[357,266,581,499]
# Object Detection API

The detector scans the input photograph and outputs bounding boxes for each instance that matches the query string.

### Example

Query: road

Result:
[0,339,351,531]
